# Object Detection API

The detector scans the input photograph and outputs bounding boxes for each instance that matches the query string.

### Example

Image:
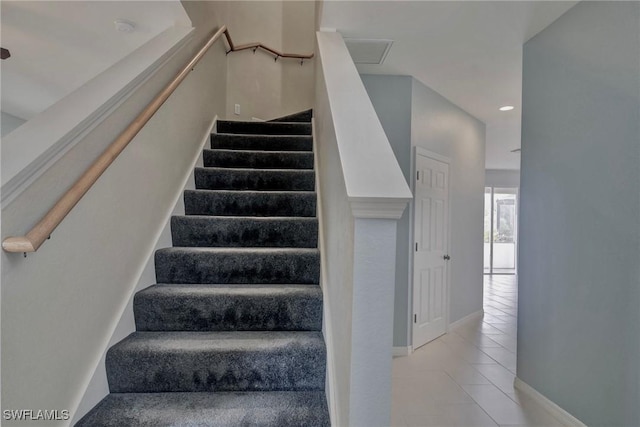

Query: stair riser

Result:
[171,217,318,248]
[195,168,315,191]
[155,250,320,284]
[269,109,313,123]
[204,150,314,169]
[75,392,330,427]
[134,287,322,331]
[184,190,316,217]
[211,134,312,151]
[217,121,311,135]
[106,338,326,393]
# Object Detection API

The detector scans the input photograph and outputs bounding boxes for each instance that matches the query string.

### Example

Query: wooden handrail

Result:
[223,29,314,61]
[2,26,228,253]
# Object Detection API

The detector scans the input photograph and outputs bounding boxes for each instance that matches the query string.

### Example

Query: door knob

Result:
[443,255,450,261]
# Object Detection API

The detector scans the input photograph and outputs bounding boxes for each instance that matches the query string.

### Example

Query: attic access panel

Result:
[344,38,393,64]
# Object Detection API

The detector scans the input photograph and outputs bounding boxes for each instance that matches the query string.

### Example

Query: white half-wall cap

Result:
[344,38,394,64]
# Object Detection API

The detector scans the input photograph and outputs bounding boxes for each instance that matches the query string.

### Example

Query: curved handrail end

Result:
[3,236,37,253]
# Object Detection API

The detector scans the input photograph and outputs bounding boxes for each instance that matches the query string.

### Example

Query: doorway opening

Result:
[484,187,518,275]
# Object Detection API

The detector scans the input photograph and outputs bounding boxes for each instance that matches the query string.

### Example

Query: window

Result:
[484,187,518,275]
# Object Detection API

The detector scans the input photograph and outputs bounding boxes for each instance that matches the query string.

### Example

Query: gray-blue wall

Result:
[1,111,26,137]
[519,2,640,426]
[411,79,485,326]
[362,74,485,348]
[361,75,413,347]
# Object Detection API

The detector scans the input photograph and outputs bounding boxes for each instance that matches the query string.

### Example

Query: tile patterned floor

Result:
[391,275,563,427]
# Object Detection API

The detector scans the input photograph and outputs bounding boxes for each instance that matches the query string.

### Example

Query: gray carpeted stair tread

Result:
[75,391,330,427]
[211,134,312,151]
[106,331,326,393]
[184,189,317,217]
[171,216,318,247]
[268,109,312,123]
[81,110,329,426]
[195,167,315,191]
[204,149,314,169]
[217,120,311,135]
[134,284,322,331]
[155,247,320,284]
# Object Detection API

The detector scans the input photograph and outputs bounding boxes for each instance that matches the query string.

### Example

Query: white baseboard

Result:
[449,309,484,331]
[514,378,587,427]
[392,346,412,357]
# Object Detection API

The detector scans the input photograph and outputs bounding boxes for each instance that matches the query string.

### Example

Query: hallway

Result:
[391,276,563,427]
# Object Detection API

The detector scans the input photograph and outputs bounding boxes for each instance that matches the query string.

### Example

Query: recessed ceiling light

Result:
[499,105,514,111]
[114,19,136,33]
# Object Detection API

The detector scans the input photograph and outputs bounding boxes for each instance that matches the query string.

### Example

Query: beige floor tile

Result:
[404,413,450,427]
[444,364,492,385]
[391,276,564,427]
[444,404,499,427]
[461,384,533,425]
[455,331,503,349]
[487,335,518,352]
[472,364,516,395]
[480,347,517,367]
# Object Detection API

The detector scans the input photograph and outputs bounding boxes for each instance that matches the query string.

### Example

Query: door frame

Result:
[409,147,453,351]
[484,186,519,275]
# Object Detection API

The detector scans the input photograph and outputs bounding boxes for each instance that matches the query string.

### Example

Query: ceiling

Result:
[320,1,578,170]
[1,1,190,121]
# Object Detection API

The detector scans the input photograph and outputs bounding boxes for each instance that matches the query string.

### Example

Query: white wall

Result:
[224,1,316,120]
[315,67,355,423]
[410,78,486,325]
[485,122,521,170]
[0,111,26,137]
[0,2,228,423]
[485,169,520,188]
[518,2,640,426]
[1,26,194,208]
[281,1,316,115]
[1,1,191,121]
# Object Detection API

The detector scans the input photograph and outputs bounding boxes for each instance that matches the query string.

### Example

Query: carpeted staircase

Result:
[77,109,330,426]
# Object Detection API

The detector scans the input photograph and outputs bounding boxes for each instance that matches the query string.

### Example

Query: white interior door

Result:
[412,149,450,350]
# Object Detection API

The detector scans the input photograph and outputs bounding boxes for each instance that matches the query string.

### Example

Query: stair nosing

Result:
[138,284,323,296]
[121,330,323,337]
[149,283,322,287]
[156,247,319,253]
[213,133,312,138]
[186,189,316,194]
[172,215,318,221]
[195,166,315,173]
[204,148,313,155]
[217,120,310,125]
[113,330,325,349]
